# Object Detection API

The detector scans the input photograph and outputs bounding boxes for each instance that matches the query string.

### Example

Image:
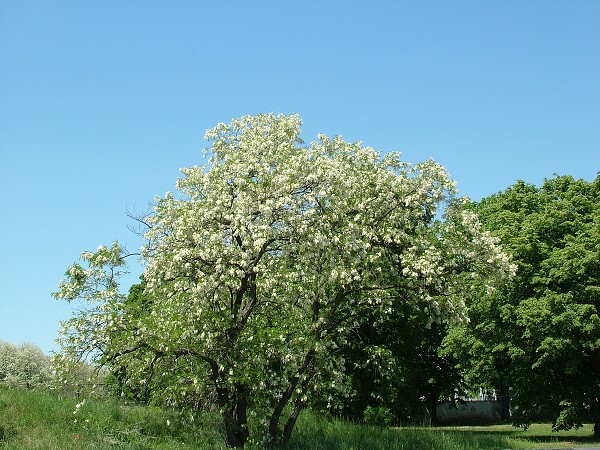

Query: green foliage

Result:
[102,278,152,404]
[0,341,52,390]
[363,406,395,427]
[445,174,600,436]
[317,299,463,426]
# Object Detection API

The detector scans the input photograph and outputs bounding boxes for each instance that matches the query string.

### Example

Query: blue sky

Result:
[1,1,599,354]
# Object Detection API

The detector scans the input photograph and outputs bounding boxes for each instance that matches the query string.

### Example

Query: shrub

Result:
[363,405,394,427]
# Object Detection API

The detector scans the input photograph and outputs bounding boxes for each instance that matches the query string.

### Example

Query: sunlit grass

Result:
[0,386,226,449]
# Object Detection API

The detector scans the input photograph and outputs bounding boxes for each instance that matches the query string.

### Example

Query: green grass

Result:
[0,386,226,449]
[1,386,599,449]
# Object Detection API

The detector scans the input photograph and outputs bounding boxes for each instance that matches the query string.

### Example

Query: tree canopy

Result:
[53,113,514,447]
[445,175,600,437]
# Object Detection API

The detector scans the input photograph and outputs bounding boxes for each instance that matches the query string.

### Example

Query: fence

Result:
[436,400,504,425]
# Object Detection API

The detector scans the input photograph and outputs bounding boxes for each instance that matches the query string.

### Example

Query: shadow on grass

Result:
[288,427,516,449]
[506,434,600,445]
[287,415,518,449]
[286,416,600,450]
[431,423,600,448]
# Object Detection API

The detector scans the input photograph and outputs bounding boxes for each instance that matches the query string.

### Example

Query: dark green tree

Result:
[327,300,465,426]
[103,278,153,403]
[445,174,600,436]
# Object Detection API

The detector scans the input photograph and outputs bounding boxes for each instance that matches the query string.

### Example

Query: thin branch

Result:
[126,204,153,236]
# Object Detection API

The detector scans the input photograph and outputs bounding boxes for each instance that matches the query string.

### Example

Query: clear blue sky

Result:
[1,1,599,354]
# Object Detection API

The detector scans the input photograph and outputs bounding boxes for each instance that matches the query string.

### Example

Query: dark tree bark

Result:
[427,396,439,426]
[268,349,316,441]
[219,385,249,448]
[281,398,306,446]
[498,382,511,421]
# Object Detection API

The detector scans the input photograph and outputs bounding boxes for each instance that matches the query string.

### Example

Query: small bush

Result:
[363,405,394,427]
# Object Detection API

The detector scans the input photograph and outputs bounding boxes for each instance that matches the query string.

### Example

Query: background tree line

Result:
[323,173,600,438]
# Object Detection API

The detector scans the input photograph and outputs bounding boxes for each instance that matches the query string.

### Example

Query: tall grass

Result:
[0,386,225,449]
[1,387,598,449]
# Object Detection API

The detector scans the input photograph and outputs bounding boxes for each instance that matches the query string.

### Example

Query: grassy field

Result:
[1,387,599,449]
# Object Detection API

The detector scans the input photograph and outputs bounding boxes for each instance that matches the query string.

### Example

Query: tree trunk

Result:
[499,382,510,421]
[224,385,249,448]
[201,352,249,447]
[223,396,249,448]
[268,349,316,441]
[427,397,439,426]
[594,413,600,439]
[281,398,306,447]
[224,412,244,448]
[215,378,249,448]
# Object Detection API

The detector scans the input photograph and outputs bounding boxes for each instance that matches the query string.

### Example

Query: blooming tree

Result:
[53,113,514,447]
[0,341,52,389]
